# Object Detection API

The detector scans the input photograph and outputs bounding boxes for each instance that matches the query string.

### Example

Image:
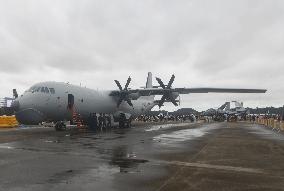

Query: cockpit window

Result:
[35,87,41,92]
[27,86,55,94]
[28,86,37,92]
[45,87,49,93]
[49,88,55,94]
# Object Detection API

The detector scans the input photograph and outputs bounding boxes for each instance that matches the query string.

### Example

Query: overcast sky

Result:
[0,0,283,111]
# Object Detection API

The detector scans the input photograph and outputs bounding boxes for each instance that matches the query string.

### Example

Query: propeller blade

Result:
[114,76,134,107]
[13,89,18,99]
[167,75,175,88]
[126,97,133,107]
[156,77,166,89]
[117,96,124,107]
[124,76,131,90]
[159,94,166,108]
[168,94,178,106]
[114,80,123,91]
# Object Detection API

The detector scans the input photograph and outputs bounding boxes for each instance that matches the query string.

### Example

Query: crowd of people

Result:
[207,113,284,123]
[134,114,197,123]
[247,114,284,122]
[79,112,284,130]
[86,113,112,130]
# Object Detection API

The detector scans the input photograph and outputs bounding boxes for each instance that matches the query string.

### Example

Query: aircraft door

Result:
[67,94,74,110]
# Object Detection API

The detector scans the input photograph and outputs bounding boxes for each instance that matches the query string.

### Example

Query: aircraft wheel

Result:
[55,121,66,131]
[119,120,125,128]
[126,119,132,128]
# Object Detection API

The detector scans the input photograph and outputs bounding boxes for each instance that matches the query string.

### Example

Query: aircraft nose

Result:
[15,108,45,125]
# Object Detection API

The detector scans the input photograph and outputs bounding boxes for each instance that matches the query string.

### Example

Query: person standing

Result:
[107,114,111,128]
[92,113,97,129]
[98,113,103,130]
[102,113,107,129]
[88,113,93,129]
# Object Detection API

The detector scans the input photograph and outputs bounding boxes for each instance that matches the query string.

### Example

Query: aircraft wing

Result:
[172,88,267,94]
[109,73,266,108]
[120,87,267,96]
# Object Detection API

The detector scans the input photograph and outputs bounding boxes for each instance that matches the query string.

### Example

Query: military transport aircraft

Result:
[10,72,266,130]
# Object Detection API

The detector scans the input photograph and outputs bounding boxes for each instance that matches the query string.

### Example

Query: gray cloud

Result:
[0,0,283,111]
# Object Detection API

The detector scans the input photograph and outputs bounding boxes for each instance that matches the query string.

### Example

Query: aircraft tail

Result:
[143,72,154,101]
[233,101,243,108]
[146,72,153,88]
[219,102,230,110]
[225,102,231,111]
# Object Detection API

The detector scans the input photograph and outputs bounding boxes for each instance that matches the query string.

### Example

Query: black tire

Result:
[55,121,66,131]
[126,119,132,128]
[119,120,124,128]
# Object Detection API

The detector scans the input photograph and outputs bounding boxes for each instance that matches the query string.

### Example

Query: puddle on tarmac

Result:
[0,143,14,149]
[248,125,284,142]
[88,165,121,178]
[145,122,195,132]
[108,146,149,173]
[47,164,120,185]
[110,158,148,173]
[43,139,62,144]
[153,124,221,145]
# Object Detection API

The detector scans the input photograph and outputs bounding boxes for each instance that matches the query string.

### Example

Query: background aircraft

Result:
[202,101,250,121]
[10,73,266,130]
[225,101,250,116]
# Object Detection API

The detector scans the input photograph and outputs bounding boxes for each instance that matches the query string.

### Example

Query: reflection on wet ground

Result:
[145,122,198,131]
[153,123,221,145]
[109,145,148,173]
[0,122,284,191]
[248,123,284,142]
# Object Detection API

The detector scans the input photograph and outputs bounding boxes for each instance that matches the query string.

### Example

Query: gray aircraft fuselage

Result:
[13,82,156,125]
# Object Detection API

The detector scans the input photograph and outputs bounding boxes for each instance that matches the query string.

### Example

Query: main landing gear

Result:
[55,121,66,131]
[118,113,131,128]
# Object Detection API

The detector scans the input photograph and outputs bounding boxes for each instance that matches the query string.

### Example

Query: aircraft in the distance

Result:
[10,72,266,130]
[202,102,230,116]
[225,101,250,116]
[202,101,250,121]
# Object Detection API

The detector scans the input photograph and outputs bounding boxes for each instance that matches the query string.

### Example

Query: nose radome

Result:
[15,108,45,125]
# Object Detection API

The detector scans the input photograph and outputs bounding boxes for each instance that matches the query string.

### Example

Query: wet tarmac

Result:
[0,122,284,191]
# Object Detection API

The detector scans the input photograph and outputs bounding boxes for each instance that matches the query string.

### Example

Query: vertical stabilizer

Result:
[142,72,154,101]
[219,102,229,110]
[234,101,243,108]
[225,102,230,111]
[146,72,153,88]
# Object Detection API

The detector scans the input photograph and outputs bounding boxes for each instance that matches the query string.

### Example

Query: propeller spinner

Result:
[114,76,133,108]
[156,74,179,108]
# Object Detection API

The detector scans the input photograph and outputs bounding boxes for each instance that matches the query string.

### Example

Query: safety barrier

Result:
[254,117,284,131]
[0,115,18,128]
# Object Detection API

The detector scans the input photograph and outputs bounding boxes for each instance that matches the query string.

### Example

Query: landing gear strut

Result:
[118,113,131,128]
